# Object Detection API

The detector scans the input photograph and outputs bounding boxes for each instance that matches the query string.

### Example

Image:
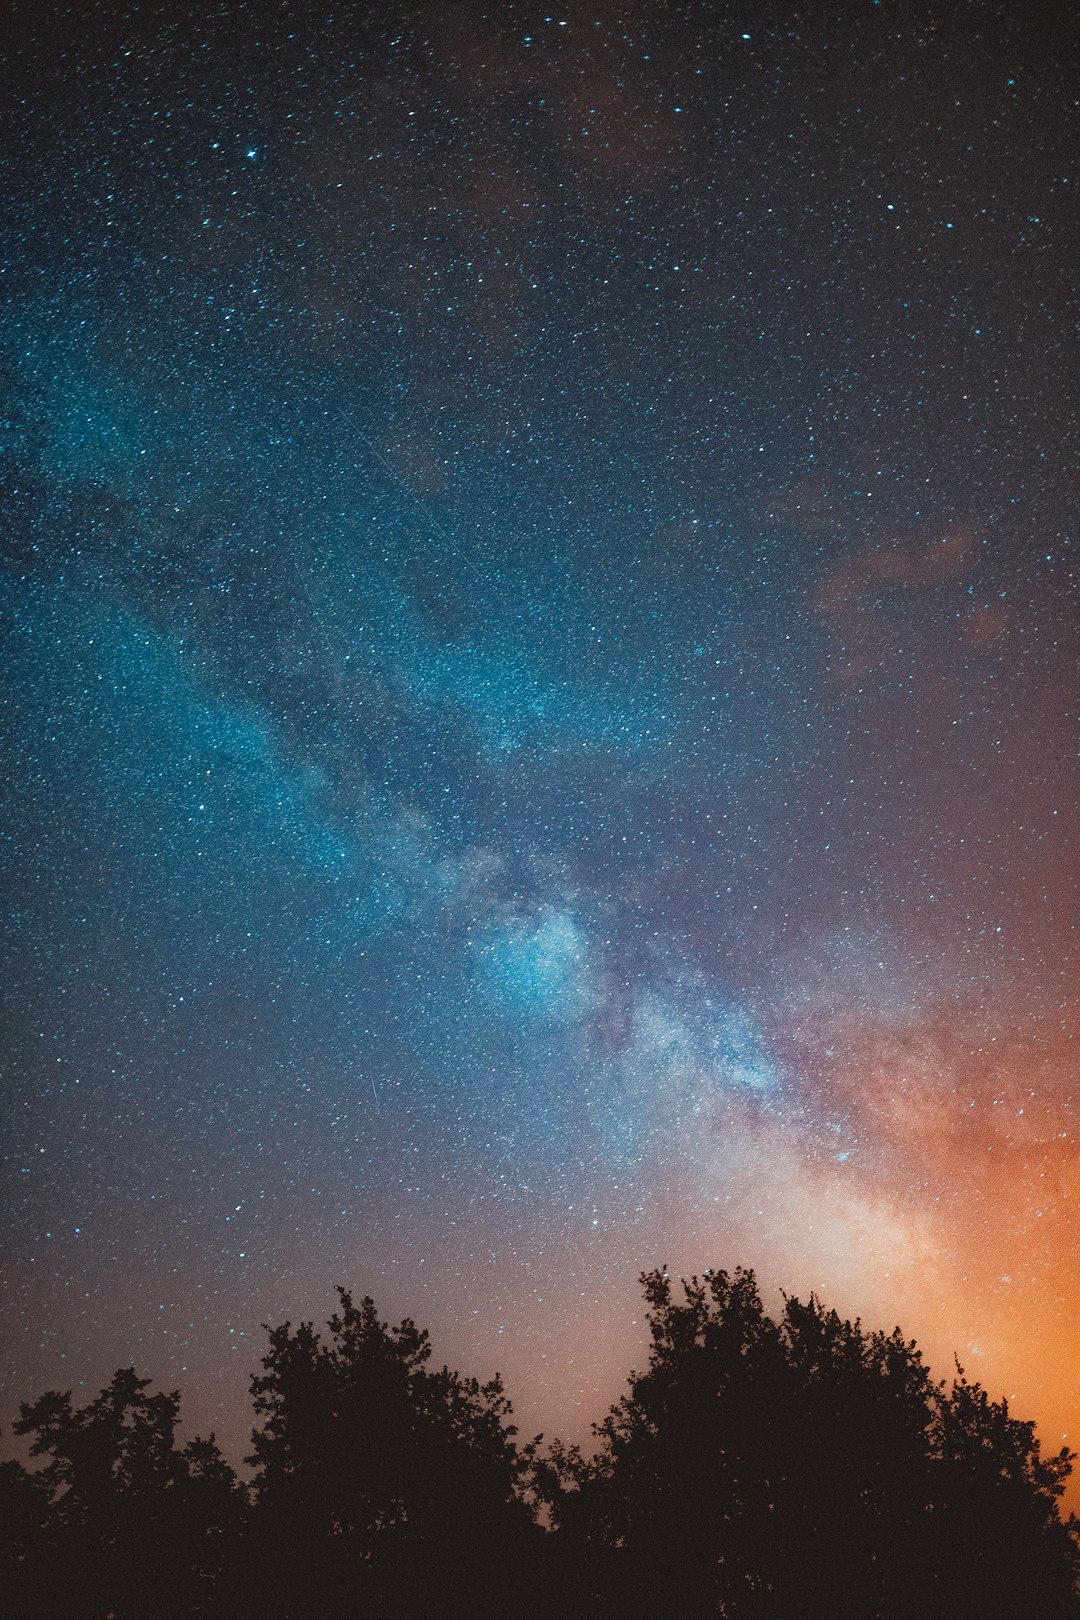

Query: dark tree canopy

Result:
[7,1367,243,1619]
[542,1267,1080,1619]
[2,1269,1077,1619]
[241,1288,543,1618]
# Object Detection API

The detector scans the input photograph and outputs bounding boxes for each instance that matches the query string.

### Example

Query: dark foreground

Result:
[4,1267,1079,1618]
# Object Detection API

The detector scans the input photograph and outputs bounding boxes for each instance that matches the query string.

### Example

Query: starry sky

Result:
[2,0,1077,1487]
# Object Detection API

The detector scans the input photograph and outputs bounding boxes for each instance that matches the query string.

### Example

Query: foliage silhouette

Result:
[235,1287,543,1619]
[2,1268,1077,1618]
[540,1266,1080,1618]
[8,1367,243,1618]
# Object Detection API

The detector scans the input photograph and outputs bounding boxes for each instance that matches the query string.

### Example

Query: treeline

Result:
[3,1268,1078,1618]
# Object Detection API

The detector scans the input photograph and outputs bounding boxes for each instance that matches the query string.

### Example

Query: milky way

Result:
[2,1,1076,1485]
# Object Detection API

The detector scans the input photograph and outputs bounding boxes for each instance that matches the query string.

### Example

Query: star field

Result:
[1,0,1076,1485]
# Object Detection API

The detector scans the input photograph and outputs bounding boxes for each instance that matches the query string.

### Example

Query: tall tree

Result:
[240,1287,543,1619]
[10,1368,244,1618]
[543,1267,1080,1619]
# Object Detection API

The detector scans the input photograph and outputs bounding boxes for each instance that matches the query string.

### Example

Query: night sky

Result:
[2,1,1077,1487]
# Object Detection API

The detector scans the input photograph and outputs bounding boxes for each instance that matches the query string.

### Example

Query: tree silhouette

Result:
[238,1287,543,1619]
[9,1367,243,1618]
[542,1266,1080,1619]
[0,1455,53,1615]
[2,1271,1077,1617]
